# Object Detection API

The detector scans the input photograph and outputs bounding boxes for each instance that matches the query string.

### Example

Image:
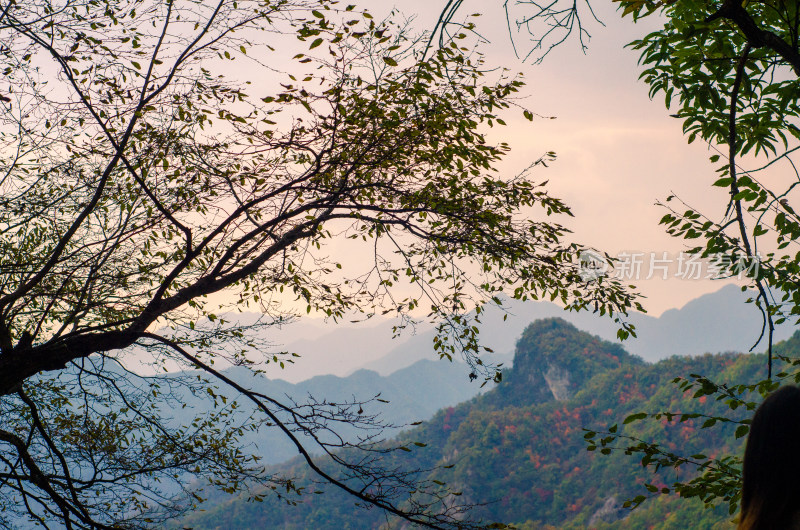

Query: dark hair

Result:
[739,385,800,530]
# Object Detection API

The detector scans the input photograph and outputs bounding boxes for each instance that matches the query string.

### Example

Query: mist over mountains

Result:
[156,283,792,521]
[141,283,791,476]
[181,317,778,529]
[270,284,791,382]
[204,359,491,466]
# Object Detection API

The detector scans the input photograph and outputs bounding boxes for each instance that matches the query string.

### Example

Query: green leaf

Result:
[623,412,647,424]
[713,177,732,187]
[735,424,750,439]
[701,418,716,428]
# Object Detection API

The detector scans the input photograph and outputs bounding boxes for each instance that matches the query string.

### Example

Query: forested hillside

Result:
[180,318,782,529]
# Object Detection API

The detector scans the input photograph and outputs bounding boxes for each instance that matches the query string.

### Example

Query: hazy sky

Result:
[360,0,761,316]
[208,0,780,320]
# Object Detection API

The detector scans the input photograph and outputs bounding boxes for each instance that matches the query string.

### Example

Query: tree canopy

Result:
[0,0,639,527]
[435,0,800,520]
[489,0,800,358]
[610,0,800,514]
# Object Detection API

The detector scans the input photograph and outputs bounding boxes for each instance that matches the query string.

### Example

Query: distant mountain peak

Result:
[489,318,641,407]
[512,317,639,369]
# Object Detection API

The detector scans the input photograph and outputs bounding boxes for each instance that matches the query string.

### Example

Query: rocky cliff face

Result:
[588,496,626,527]
[543,364,571,401]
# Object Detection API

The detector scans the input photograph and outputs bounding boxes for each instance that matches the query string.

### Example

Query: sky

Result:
[197,0,789,323]
[134,0,792,379]
[356,0,753,317]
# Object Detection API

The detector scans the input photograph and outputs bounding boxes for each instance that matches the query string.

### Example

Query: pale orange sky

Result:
[205,0,787,319]
[359,0,774,316]
[123,1,794,380]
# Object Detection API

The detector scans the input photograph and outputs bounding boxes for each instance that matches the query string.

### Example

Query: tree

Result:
[591,0,800,515]
[0,0,638,527]
[436,0,800,519]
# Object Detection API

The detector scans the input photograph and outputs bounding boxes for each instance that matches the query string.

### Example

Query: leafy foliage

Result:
[584,331,800,518]
[609,0,800,369]
[580,0,800,517]
[453,0,800,520]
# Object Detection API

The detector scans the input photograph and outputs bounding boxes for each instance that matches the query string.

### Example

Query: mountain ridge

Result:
[180,318,774,528]
[355,284,793,376]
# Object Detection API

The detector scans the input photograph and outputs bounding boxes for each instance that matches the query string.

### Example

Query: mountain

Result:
[167,356,490,466]
[272,319,427,380]
[483,317,643,408]
[156,285,791,384]
[181,318,777,528]
[628,283,784,358]
[357,284,794,374]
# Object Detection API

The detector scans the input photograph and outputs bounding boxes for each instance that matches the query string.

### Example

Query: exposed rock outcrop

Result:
[588,496,626,528]
[543,364,571,401]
